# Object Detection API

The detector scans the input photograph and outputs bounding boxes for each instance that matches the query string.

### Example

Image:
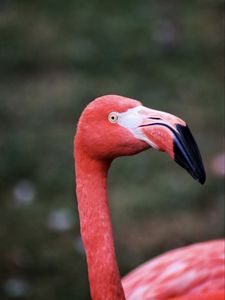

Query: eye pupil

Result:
[108,112,118,123]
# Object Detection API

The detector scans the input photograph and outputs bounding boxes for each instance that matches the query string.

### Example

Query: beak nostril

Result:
[148,117,161,120]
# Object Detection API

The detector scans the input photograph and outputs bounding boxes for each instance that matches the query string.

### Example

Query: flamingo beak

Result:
[118,106,206,184]
[139,111,206,184]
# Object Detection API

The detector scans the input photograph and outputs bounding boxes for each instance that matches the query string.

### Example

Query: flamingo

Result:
[74,95,225,300]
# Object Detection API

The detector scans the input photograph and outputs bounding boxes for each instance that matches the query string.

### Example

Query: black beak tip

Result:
[173,124,206,185]
[198,172,206,185]
[196,171,206,185]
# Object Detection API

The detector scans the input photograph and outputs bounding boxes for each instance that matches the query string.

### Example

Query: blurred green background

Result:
[0,1,224,299]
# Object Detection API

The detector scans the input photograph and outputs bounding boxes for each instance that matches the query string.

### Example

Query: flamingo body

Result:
[74,95,224,299]
[122,240,225,300]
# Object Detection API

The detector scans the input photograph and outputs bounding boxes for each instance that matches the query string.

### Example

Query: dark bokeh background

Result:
[0,1,224,299]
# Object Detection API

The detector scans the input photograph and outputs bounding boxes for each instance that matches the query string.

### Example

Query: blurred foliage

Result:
[0,1,224,299]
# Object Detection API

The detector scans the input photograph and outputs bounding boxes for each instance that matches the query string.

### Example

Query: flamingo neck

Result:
[75,148,125,300]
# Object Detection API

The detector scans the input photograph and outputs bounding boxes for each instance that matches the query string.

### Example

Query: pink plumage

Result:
[122,240,225,300]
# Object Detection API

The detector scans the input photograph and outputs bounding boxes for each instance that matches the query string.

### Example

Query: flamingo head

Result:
[75,95,206,184]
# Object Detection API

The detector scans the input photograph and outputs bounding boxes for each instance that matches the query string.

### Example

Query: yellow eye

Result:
[108,112,118,123]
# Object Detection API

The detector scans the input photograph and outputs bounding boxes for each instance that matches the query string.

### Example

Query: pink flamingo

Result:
[74,95,225,300]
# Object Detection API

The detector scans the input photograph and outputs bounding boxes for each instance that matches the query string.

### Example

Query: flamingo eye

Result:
[108,112,118,123]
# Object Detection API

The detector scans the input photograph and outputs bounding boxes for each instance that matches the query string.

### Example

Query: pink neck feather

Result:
[75,146,125,300]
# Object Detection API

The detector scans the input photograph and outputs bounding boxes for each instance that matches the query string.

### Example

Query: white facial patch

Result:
[117,106,159,149]
[117,106,144,129]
